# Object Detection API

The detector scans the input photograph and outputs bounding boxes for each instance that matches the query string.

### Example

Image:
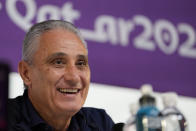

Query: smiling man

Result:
[8,20,114,131]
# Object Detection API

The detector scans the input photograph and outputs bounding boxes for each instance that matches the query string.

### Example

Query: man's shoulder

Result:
[8,95,24,111]
[8,95,24,104]
[8,95,25,126]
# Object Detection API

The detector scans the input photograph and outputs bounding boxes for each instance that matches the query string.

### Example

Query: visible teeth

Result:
[58,88,79,93]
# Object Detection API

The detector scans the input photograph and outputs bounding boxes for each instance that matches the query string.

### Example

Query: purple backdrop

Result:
[0,0,196,97]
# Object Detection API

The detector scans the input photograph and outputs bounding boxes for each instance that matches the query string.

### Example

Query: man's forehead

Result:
[38,29,86,48]
[40,28,78,41]
[36,29,87,51]
[31,30,88,64]
[47,52,88,58]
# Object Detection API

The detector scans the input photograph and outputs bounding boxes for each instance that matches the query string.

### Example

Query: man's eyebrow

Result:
[46,52,67,62]
[77,55,88,60]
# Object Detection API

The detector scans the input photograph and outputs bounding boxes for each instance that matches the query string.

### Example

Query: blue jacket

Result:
[8,90,114,131]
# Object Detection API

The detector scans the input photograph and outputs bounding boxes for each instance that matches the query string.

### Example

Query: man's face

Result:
[26,29,90,116]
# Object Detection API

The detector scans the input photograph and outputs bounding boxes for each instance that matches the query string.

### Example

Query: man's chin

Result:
[57,105,82,115]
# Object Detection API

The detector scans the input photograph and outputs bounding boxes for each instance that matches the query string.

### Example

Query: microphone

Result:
[112,123,125,131]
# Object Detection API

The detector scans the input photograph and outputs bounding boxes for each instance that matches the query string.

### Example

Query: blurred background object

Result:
[0,61,10,130]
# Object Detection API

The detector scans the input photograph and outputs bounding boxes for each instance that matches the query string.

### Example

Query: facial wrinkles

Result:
[55,58,83,89]
[38,31,88,89]
[55,75,82,90]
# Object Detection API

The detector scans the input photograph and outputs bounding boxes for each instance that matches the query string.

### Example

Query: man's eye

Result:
[52,59,65,65]
[55,60,62,64]
[76,60,87,66]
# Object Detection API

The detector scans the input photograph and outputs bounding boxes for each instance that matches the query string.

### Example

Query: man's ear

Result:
[18,61,32,88]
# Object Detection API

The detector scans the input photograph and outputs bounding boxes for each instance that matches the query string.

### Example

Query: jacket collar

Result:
[21,89,97,131]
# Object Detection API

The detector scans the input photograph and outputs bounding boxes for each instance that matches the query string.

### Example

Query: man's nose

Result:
[63,65,80,87]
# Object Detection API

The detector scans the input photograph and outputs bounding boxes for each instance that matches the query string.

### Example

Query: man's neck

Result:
[28,91,72,131]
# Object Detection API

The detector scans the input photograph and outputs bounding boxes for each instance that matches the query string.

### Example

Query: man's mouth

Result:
[57,88,80,94]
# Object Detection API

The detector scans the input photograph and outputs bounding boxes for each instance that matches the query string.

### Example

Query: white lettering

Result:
[6,0,36,31]
[95,15,118,45]
[37,5,60,22]
[118,18,134,46]
[61,2,80,24]
[0,2,2,11]
[5,0,196,59]
[133,15,155,51]
[80,28,107,43]
[178,23,196,58]
[154,20,178,54]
